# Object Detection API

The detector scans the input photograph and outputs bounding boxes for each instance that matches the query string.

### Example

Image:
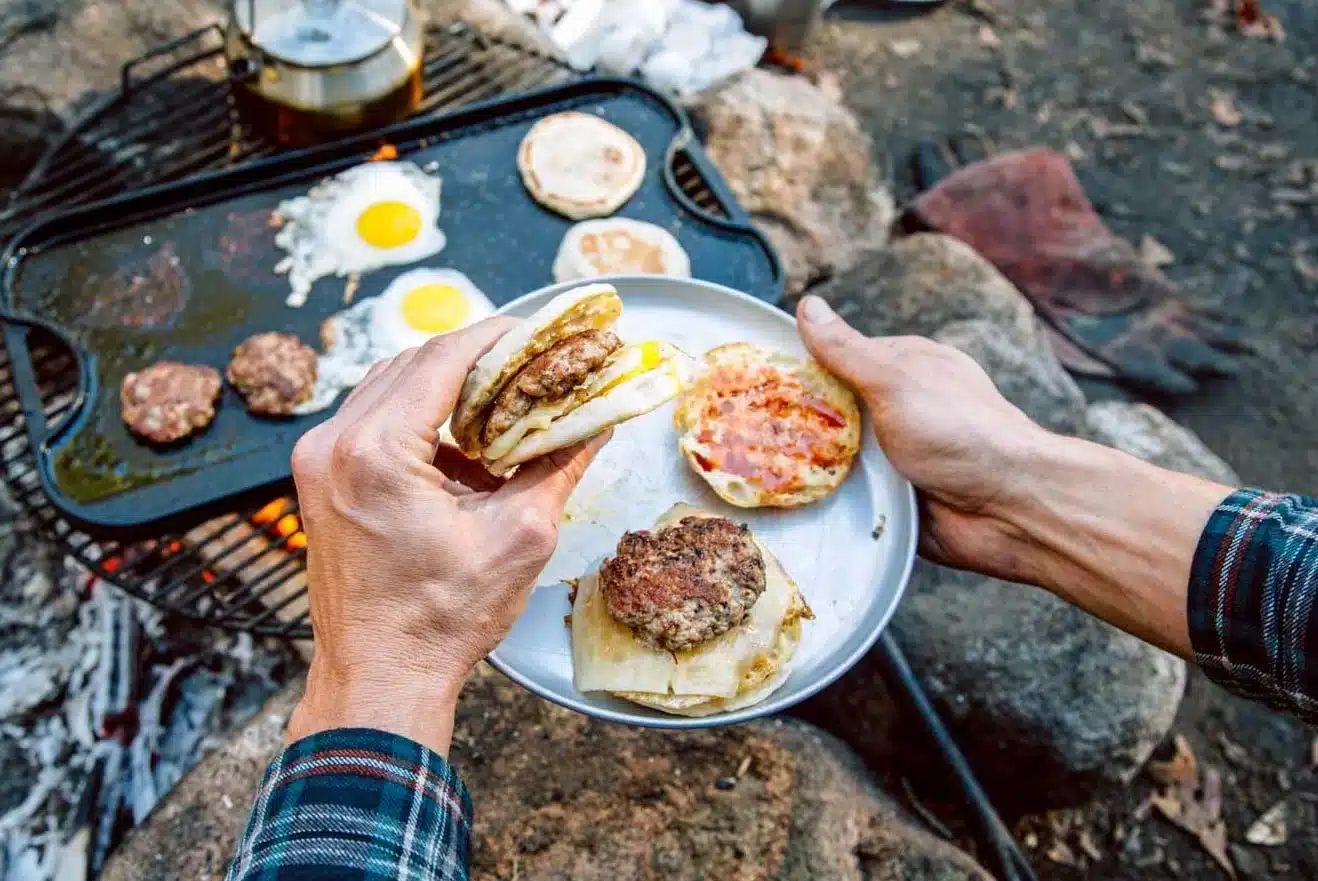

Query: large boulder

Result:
[894,565,1185,807]
[787,234,1042,349]
[1085,400,1240,485]
[103,665,992,881]
[0,0,225,119]
[934,319,1088,436]
[692,68,896,297]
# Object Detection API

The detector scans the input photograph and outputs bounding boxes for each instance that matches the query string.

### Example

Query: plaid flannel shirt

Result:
[1190,488,1318,724]
[226,728,472,881]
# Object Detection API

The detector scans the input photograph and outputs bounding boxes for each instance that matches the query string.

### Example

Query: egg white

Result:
[274,161,447,307]
[292,268,493,415]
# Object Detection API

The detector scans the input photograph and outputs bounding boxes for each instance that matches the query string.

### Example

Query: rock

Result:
[934,319,1088,435]
[457,665,989,881]
[692,68,896,297]
[789,234,1044,351]
[813,564,1186,811]
[0,0,226,119]
[103,665,991,881]
[1085,401,1240,485]
[101,676,304,881]
[428,0,560,57]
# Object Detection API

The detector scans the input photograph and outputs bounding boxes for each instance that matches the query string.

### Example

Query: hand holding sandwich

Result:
[286,319,608,756]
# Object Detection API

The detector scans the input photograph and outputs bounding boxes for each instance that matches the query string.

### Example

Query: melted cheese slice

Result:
[571,505,811,704]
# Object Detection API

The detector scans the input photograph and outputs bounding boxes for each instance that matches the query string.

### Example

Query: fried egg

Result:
[293,269,493,414]
[274,161,447,307]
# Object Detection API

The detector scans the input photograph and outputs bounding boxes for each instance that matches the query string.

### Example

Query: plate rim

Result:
[485,274,919,729]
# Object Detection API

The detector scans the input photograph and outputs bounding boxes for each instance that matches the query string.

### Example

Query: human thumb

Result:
[795,295,882,391]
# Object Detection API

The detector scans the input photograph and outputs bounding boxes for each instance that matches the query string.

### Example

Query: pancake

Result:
[674,343,863,508]
[517,112,645,220]
[552,218,691,283]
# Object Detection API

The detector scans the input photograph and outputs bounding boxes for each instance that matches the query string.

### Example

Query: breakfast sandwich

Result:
[571,503,813,717]
[552,218,691,283]
[451,283,693,474]
[517,112,645,220]
[674,343,862,508]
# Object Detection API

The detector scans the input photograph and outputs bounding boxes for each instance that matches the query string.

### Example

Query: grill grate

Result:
[0,23,729,639]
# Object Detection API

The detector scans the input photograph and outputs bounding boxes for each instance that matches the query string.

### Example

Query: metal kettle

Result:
[224,0,425,146]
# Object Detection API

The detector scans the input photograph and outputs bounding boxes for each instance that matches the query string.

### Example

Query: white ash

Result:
[0,501,297,881]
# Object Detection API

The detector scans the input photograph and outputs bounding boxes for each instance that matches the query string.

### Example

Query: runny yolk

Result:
[590,341,663,400]
[402,284,470,334]
[356,200,422,249]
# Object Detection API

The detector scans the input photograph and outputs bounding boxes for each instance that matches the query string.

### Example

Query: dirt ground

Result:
[808,1,1316,878]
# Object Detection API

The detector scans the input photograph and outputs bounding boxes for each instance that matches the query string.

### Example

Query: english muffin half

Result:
[571,503,814,718]
[674,343,862,508]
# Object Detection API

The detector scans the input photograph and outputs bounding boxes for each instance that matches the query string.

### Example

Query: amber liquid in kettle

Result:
[233,64,423,148]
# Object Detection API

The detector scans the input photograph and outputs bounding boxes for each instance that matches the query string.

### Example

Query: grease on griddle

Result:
[83,242,189,330]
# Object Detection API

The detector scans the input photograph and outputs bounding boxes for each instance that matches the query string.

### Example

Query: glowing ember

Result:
[252,498,307,550]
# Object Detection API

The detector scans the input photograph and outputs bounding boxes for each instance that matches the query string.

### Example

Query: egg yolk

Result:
[590,341,663,400]
[356,200,422,249]
[402,284,471,334]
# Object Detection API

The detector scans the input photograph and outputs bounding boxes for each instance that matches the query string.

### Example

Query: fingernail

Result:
[800,295,836,324]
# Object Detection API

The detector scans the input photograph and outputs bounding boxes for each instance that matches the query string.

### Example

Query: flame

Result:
[369,143,398,162]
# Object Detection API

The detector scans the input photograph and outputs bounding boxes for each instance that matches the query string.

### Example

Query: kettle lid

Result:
[235,0,409,67]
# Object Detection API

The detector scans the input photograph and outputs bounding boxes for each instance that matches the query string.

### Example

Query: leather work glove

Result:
[902,145,1252,395]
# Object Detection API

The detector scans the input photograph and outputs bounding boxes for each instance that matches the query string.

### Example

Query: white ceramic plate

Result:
[487,275,918,728]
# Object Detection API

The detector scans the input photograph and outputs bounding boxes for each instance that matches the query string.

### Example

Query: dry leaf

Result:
[1078,829,1103,862]
[1211,90,1243,127]
[1235,0,1286,41]
[978,25,1001,49]
[1046,840,1077,866]
[889,39,922,59]
[1218,735,1251,767]
[1245,799,1288,846]
[1141,235,1175,267]
[1148,737,1236,879]
[1148,735,1197,786]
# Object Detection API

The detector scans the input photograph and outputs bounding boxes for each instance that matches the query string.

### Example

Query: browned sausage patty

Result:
[599,515,766,653]
[226,332,318,416]
[120,362,222,444]
[480,329,621,445]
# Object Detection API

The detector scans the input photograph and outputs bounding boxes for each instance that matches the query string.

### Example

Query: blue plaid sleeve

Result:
[225,728,473,881]
[1189,488,1318,724]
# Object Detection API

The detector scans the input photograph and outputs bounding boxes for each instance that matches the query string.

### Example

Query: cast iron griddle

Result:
[1,77,782,538]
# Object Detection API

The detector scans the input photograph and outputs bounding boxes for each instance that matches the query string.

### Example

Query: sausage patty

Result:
[226,332,318,416]
[120,362,222,444]
[481,329,620,445]
[599,515,766,653]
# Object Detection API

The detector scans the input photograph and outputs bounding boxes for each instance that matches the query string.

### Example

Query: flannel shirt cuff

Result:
[1188,488,1318,724]
[226,728,473,881]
